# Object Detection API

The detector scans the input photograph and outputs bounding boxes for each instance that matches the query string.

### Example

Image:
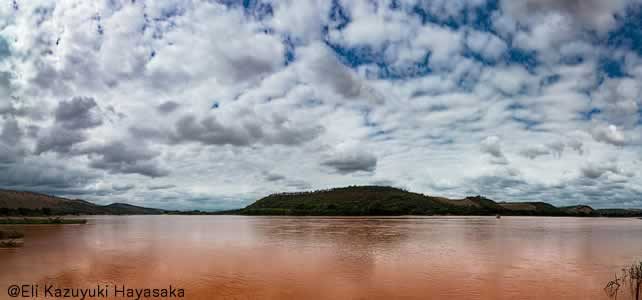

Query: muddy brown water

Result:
[1,216,641,299]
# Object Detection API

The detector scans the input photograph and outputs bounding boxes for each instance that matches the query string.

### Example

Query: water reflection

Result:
[1,216,641,299]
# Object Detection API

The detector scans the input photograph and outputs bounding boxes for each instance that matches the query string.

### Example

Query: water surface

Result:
[1,216,641,299]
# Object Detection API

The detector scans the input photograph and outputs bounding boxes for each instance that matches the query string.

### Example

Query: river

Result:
[1,216,641,299]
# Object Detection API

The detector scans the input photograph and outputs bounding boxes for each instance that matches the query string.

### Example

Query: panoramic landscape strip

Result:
[2,186,641,217]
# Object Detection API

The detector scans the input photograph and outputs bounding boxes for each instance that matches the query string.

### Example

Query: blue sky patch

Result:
[599,57,626,78]
[609,8,642,56]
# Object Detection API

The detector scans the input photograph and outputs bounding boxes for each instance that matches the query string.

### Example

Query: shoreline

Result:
[0,217,87,225]
[3,214,641,218]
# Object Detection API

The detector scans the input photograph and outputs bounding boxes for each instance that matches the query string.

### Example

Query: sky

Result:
[0,0,641,210]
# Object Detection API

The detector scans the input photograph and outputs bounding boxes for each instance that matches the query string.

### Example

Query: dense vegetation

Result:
[243,186,453,216]
[240,186,641,217]
[1,207,58,216]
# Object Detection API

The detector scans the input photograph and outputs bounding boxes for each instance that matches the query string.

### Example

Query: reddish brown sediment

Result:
[1,216,640,299]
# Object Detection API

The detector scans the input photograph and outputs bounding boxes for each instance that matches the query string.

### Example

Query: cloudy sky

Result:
[1,0,641,210]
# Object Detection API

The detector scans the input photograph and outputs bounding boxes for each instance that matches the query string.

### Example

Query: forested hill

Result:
[240,186,640,217]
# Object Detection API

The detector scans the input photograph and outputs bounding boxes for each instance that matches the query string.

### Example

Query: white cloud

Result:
[295,42,383,103]
[592,124,626,146]
[408,24,463,69]
[466,30,508,61]
[480,136,509,165]
[501,0,636,34]
[0,0,640,209]
[520,146,550,159]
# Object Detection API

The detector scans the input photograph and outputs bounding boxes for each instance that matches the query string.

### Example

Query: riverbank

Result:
[0,217,87,224]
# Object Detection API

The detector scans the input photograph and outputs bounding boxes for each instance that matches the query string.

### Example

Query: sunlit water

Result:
[1,216,642,299]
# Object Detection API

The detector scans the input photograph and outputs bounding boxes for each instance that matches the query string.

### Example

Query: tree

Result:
[17,207,30,216]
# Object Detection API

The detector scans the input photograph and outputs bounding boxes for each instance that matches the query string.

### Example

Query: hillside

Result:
[0,189,165,215]
[560,205,595,215]
[102,203,165,215]
[243,186,452,216]
[241,186,640,217]
[499,202,567,216]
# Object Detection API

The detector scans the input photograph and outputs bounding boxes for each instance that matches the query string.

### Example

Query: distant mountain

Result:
[0,189,166,215]
[240,186,641,217]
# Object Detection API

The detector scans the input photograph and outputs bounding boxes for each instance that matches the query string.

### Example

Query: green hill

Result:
[240,186,640,217]
[243,186,452,216]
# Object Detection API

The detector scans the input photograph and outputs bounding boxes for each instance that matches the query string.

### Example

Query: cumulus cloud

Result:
[520,146,550,159]
[297,43,383,103]
[170,115,260,146]
[520,139,585,159]
[547,141,566,158]
[0,159,98,193]
[55,97,103,130]
[0,0,640,209]
[165,113,323,147]
[501,0,634,33]
[592,124,626,146]
[0,118,22,145]
[321,148,378,174]
[480,136,508,165]
[261,172,311,191]
[81,141,168,177]
[35,96,103,155]
[144,2,286,88]
[156,101,180,114]
[592,78,641,128]
[0,118,26,163]
[35,128,86,155]
[466,30,508,61]
[567,138,584,155]
[580,162,624,179]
